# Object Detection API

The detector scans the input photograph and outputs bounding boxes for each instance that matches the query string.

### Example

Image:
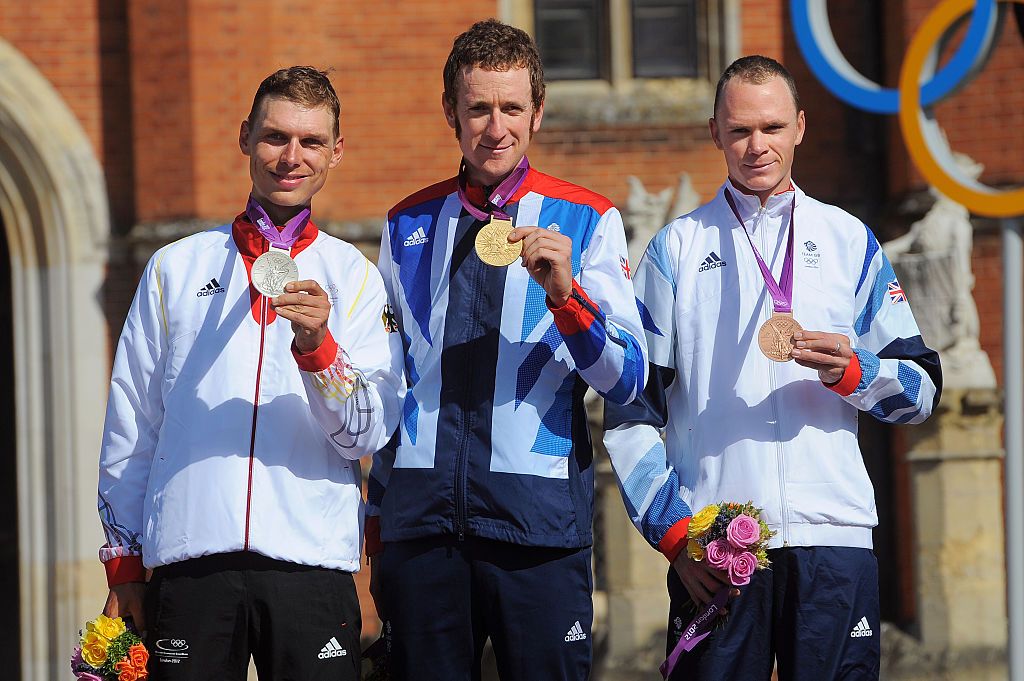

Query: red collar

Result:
[230,213,319,258]
[230,212,319,324]
[462,168,536,213]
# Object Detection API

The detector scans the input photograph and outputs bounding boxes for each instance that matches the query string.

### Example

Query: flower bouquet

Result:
[71,614,149,681]
[660,501,775,679]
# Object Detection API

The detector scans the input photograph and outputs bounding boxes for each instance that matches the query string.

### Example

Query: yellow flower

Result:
[688,504,720,538]
[81,631,109,667]
[88,614,127,641]
[686,539,705,562]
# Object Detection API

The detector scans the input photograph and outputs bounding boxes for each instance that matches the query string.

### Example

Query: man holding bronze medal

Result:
[96,66,404,680]
[365,19,646,681]
[604,56,942,680]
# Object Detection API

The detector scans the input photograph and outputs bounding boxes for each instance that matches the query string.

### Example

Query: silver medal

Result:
[251,249,299,297]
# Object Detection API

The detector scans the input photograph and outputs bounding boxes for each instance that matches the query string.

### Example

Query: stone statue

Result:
[621,173,701,268]
[883,153,995,389]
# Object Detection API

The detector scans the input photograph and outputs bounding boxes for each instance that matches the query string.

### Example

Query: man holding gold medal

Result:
[365,19,646,681]
[96,67,404,680]
[604,56,941,680]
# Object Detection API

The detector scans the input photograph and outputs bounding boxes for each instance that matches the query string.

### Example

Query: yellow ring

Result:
[898,0,1024,217]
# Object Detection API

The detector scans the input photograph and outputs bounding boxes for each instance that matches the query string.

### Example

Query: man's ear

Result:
[442,92,457,130]
[709,117,723,150]
[239,120,251,156]
[329,136,345,169]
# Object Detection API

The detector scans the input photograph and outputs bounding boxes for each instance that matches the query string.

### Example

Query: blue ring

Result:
[791,0,997,114]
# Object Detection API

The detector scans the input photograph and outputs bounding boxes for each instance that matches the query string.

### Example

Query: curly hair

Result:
[248,66,341,139]
[443,19,545,114]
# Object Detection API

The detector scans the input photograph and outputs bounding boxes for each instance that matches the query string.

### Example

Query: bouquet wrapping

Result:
[660,502,775,679]
[70,614,149,681]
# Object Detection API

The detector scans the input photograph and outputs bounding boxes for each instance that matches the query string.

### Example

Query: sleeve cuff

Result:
[825,351,862,397]
[103,555,146,587]
[658,516,692,563]
[364,515,383,556]
[547,281,602,336]
[292,330,339,372]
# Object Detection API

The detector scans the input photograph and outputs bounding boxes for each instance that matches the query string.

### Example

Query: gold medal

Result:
[757,312,803,362]
[474,217,521,267]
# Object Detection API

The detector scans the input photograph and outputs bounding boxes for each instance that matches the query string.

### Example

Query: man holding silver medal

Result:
[603,56,942,680]
[96,66,404,680]
[365,19,646,681]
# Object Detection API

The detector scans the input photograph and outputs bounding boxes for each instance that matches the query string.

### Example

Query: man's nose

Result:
[748,130,768,154]
[484,110,506,139]
[281,138,302,165]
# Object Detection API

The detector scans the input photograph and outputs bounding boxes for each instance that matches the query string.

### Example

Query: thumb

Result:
[507,226,535,243]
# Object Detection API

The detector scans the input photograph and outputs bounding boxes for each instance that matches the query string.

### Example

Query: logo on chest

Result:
[801,240,820,268]
[698,251,727,273]
[196,278,225,297]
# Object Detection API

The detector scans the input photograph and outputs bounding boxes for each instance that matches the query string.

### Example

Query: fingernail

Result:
[791,349,801,356]
[795,341,806,348]
[793,332,803,339]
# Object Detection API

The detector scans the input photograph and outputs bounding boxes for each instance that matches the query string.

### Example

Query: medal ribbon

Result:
[724,189,796,314]
[456,156,530,221]
[660,586,730,678]
[245,195,311,250]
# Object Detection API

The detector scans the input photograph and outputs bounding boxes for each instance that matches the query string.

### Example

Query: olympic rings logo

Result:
[792,0,1024,217]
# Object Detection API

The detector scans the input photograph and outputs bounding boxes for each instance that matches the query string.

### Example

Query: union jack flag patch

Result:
[620,256,631,280]
[887,280,907,304]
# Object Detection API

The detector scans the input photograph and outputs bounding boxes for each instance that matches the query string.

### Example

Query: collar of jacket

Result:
[231,211,319,258]
[721,178,803,226]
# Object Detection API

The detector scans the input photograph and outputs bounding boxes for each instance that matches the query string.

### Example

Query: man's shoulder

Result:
[151,224,233,264]
[522,169,614,215]
[388,177,459,220]
[797,190,865,231]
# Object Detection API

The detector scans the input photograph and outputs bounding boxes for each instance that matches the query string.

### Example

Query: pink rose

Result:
[705,539,734,570]
[726,514,760,549]
[75,671,104,681]
[729,551,758,586]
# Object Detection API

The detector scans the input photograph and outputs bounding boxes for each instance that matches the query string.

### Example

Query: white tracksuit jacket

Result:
[97,217,405,580]
[603,182,941,556]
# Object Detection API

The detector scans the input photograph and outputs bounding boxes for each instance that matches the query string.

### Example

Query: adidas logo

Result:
[317,636,348,659]
[564,621,587,642]
[403,227,429,246]
[698,252,727,272]
[196,278,225,297]
[850,616,873,638]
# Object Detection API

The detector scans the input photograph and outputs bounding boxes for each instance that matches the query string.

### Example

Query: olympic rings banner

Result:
[791,0,1024,217]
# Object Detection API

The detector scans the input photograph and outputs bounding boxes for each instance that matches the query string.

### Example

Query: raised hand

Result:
[790,330,852,384]
[508,226,574,307]
[271,279,332,353]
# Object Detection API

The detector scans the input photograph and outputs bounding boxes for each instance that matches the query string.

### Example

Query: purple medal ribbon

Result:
[660,586,730,679]
[724,189,796,314]
[456,156,530,221]
[245,195,311,250]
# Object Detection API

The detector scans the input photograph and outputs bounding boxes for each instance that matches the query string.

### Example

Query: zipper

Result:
[453,228,488,541]
[757,204,790,545]
[244,294,269,550]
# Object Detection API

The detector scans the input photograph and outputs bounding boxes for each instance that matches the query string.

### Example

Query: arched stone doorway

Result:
[0,39,111,681]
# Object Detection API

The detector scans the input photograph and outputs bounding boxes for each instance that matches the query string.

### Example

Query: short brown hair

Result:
[714,55,800,117]
[248,66,341,139]
[443,19,545,114]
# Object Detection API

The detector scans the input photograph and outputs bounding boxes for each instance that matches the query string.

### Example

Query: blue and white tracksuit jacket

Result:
[603,182,942,559]
[366,168,647,551]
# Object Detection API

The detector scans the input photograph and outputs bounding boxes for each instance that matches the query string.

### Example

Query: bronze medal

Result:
[474,217,522,267]
[757,312,803,362]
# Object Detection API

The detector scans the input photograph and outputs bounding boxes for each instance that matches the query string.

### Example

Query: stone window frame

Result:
[504,0,741,127]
